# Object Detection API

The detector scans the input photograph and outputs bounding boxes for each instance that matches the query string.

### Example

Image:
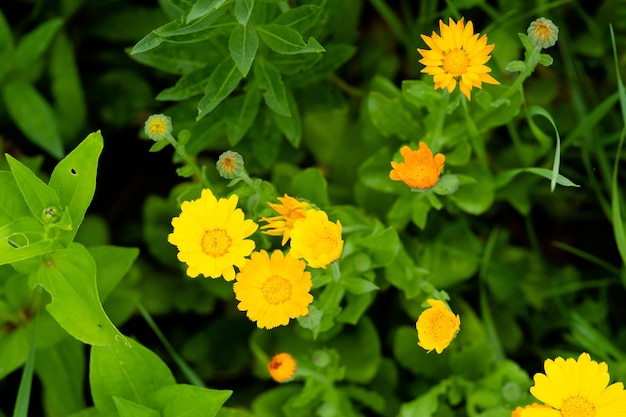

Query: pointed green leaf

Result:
[130,31,164,55]
[3,81,64,158]
[272,1,325,33]
[228,24,258,77]
[149,384,231,417]
[157,65,213,101]
[15,18,63,70]
[28,243,123,345]
[89,245,140,301]
[224,86,262,145]
[271,86,301,147]
[187,0,231,23]
[48,131,103,241]
[234,0,254,25]
[340,276,379,295]
[197,57,243,120]
[254,57,290,116]
[114,397,160,417]
[0,8,14,54]
[257,24,325,54]
[0,171,30,224]
[0,217,62,265]
[90,338,176,414]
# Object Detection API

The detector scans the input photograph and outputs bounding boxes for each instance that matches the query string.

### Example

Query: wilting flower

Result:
[289,209,343,268]
[216,150,244,179]
[389,142,445,190]
[168,189,258,281]
[527,17,559,49]
[511,403,551,417]
[418,17,499,100]
[416,299,460,354]
[234,250,313,329]
[260,194,310,245]
[144,114,172,141]
[522,352,626,417]
[268,353,297,383]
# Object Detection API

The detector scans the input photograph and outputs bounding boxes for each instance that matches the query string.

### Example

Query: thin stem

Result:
[165,134,210,188]
[331,261,341,282]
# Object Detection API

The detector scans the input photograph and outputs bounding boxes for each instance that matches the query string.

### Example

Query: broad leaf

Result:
[257,24,324,55]
[14,18,63,70]
[197,57,243,120]
[271,1,325,33]
[234,0,254,25]
[254,57,290,116]
[149,384,231,417]
[224,86,262,145]
[0,171,30,224]
[228,23,258,77]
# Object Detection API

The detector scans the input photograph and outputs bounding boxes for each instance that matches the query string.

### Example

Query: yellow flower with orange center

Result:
[418,17,499,100]
[168,189,258,281]
[233,250,313,329]
[415,299,460,354]
[260,194,310,245]
[389,142,445,190]
[521,352,626,417]
[268,353,296,383]
[289,209,343,268]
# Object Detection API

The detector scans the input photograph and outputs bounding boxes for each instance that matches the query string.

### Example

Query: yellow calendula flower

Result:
[168,189,258,281]
[390,142,445,190]
[522,352,626,417]
[260,194,310,245]
[418,17,499,100]
[268,353,297,383]
[289,209,343,269]
[233,250,313,329]
[511,403,551,417]
[416,299,460,354]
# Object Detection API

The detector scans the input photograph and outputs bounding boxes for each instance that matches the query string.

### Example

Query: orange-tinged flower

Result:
[418,17,499,100]
[416,299,460,354]
[260,194,310,245]
[389,142,445,190]
[268,353,296,383]
[289,209,343,268]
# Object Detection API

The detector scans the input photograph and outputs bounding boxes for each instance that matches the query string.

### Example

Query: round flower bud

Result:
[144,114,172,141]
[216,150,244,179]
[527,17,559,49]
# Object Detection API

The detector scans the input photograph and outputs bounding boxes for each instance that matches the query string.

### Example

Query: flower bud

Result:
[216,150,244,179]
[41,206,60,224]
[144,114,172,141]
[527,17,559,49]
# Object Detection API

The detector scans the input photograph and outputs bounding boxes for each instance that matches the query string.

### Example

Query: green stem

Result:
[461,98,486,164]
[331,261,341,282]
[502,46,542,100]
[165,134,210,188]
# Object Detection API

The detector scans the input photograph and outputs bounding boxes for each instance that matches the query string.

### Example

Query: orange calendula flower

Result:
[260,194,310,245]
[389,142,445,190]
[511,403,551,417]
[268,353,297,383]
[522,352,626,417]
[233,250,313,329]
[418,17,499,100]
[168,189,258,281]
[289,209,343,269]
[416,299,460,354]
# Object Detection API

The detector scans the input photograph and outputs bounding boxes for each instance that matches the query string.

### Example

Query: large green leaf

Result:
[187,0,232,23]
[2,81,64,158]
[234,0,254,25]
[89,245,140,301]
[197,57,243,120]
[14,18,63,70]
[0,217,63,265]
[48,131,103,242]
[271,85,301,147]
[28,243,123,345]
[90,338,176,415]
[254,57,290,116]
[157,65,213,101]
[224,85,262,145]
[114,397,160,417]
[0,171,30,224]
[271,1,325,33]
[257,24,324,55]
[149,384,231,417]
[228,23,258,77]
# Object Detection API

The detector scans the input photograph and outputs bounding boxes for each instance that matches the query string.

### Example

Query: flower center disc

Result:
[261,275,292,305]
[443,49,469,76]
[428,311,458,341]
[560,395,595,417]
[201,229,232,257]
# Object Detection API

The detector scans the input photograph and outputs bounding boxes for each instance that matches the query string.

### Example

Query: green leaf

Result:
[272,1,325,33]
[197,57,243,120]
[538,53,553,66]
[448,162,495,215]
[13,314,37,417]
[228,24,259,77]
[0,217,63,265]
[14,18,63,70]
[331,317,381,383]
[431,174,459,195]
[28,243,124,345]
[2,81,64,158]
[149,384,231,417]
[130,31,165,55]
[527,105,563,192]
[90,338,176,415]
[149,140,170,152]
[48,131,104,241]
[90,245,140,301]
[187,0,231,23]
[356,226,400,266]
[254,57,290,116]
[224,86,262,145]
[340,276,378,294]
[367,91,423,140]
[257,24,325,54]
[0,8,14,55]
[0,171,30,224]
[114,397,160,417]
[289,43,356,87]
[6,154,61,221]
[157,65,213,101]
[234,0,254,25]
[290,167,329,207]
[505,60,526,72]
[271,86,301,147]
[495,167,579,188]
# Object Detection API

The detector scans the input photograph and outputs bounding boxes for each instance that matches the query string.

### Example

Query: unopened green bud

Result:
[144,114,172,141]
[42,206,60,224]
[527,18,559,49]
[216,150,244,179]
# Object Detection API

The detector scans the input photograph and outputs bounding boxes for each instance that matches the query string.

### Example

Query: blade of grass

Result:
[136,301,207,388]
[479,228,505,362]
[527,105,562,192]
[609,25,626,265]
[552,241,621,276]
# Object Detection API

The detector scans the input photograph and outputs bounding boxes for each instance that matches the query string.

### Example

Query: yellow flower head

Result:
[268,353,297,383]
[216,150,244,179]
[512,403,551,417]
[289,209,343,269]
[390,142,445,190]
[416,299,460,354]
[523,352,626,417]
[527,17,559,49]
[144,114,172,141]
[260,194,310,245]
[233,250,313,329]
[418,17,499,100]
[168,189,258,281]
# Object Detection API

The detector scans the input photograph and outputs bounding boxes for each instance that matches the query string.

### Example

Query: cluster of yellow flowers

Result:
[167,189,343,330]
